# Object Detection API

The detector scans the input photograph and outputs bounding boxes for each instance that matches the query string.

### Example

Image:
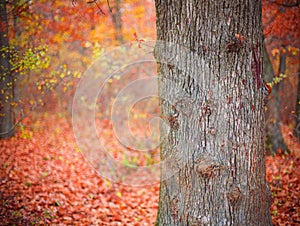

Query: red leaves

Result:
[266,153,300,225]
[0,114,159,225]
[265,125,300,225]
[133,32,145,47]
[1,114,299,224]
[262,0,300,47]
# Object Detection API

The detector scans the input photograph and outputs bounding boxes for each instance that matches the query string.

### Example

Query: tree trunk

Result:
[263,45,287,153]
[155,0,272,225]
[0,0,15,138]
[110,0,124,44]
[12,0,22,121]
[294,67,300,138]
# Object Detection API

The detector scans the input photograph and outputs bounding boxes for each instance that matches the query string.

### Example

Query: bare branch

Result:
[270,0,300,7]
[107,0,113,13]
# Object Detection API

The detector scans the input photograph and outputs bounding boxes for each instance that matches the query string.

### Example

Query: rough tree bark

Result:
[0,0,15,138]
[155,0,272,225]
[263,45,287,153]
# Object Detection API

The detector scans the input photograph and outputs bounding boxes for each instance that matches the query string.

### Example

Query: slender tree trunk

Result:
[263,44,273,82]
[263,45,287,153]
[13,0,21,119]
[110,0,124,44]
[155,0,272,225]
[0,0,15,138]
[294,67,300,138]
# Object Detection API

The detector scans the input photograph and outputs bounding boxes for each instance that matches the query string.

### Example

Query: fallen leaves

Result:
[266,151,300,225]
[0,114,159,225]
[0,114,299,225]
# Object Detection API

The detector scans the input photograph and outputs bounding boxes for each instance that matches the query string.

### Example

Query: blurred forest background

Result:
[0,0,299,225]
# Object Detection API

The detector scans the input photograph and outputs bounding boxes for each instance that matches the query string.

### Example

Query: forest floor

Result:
[0,114,299,225]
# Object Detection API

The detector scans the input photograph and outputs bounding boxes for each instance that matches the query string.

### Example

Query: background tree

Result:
[262,0,300,151]
[294,66,300,138]
[109,0,124,44]
[155,0,272,224]
[263,45,287,153]
[0,0,15,138]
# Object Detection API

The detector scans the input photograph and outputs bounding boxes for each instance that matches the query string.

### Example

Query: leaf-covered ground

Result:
[267,125,300,225]
[0,115,299,225]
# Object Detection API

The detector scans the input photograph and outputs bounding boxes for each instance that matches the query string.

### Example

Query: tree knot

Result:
[227,185,242,207]
[196,158,221,178]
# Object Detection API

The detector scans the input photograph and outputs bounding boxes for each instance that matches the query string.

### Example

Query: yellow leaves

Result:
[55,127,61,134]
[11,45,50,74]
[92,42,104,59]
[10,102,18,107]
[272,48,280,56]
[269,73,287,87]
[20,128,33,140]
[49,78,57,83]
[73,72,81,78]
[134,6,145,19]
[60,16,66,23]
[54,15,60,22]
[272,47,299,57]
[75,146,82,153]
[90,23,110,43]
[53,33,65,45]
[287,46,299,56]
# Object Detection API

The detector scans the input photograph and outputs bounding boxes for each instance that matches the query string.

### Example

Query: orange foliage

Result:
[1,114,299,224]
[0,115,159,225]
[262,0,300,47]
[1,1,299,225]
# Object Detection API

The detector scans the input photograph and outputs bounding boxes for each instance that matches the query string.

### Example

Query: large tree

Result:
[0,0,15,138]
[154,0,272,225]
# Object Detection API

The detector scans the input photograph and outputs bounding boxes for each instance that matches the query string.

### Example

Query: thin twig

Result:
[107,0,113,13]
[270,0,300,7]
